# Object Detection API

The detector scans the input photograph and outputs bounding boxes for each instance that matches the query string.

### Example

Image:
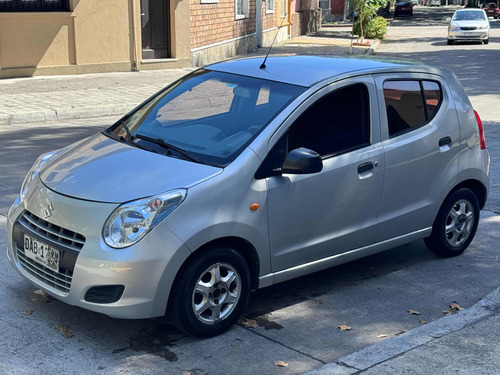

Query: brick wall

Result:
[190,0,256,49]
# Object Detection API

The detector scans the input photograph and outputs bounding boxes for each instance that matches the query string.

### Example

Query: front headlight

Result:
[20,150,62,203]
[103,189,187,248]
[477,24,488,30]
[448,24,459,31]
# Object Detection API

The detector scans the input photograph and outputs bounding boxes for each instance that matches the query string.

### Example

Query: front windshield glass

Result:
[107,69,306,167]
[453,10,486,21]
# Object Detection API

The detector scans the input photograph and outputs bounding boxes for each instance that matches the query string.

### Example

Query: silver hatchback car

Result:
[6,56,490,337]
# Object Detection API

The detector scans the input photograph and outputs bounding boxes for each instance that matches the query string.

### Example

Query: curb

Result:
[0,105,132,126]
[303,287,500,374]
[365,39,381,55]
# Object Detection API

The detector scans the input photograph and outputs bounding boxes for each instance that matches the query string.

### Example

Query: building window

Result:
[266,0,274,13]
[281,0,286,17]
[0,0,70,12]
[235,0,248,19]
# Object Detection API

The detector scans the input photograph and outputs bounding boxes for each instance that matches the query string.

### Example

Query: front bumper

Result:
[6,180,191,319]
[448,30,489,41]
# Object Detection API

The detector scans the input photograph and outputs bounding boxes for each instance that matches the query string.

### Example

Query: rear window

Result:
[383,80,443,138]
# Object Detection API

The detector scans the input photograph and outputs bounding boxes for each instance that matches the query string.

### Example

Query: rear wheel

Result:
[424,188,480,258]
[169,248,251,338]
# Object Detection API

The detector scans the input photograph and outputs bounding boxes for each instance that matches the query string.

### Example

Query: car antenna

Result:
[260,13,287,70]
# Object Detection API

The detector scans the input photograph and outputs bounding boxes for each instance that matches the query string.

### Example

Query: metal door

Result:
[266,77,385,272]
[141,0,170,59]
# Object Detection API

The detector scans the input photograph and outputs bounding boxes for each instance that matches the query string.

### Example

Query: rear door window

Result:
[383,80,442,137]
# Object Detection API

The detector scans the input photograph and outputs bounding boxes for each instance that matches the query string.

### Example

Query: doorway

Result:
[141,0,171,59]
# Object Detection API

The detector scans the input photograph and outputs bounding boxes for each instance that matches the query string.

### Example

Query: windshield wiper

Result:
[135,133,200,163]
[119,120,135,141]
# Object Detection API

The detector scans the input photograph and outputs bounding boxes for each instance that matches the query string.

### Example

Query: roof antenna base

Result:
[259,13,287,70]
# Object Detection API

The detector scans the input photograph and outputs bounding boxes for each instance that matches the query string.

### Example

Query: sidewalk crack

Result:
[241,327,326,365]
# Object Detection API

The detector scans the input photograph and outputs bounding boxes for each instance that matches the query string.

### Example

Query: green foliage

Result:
[353,16,387,39]
[350,0,388,39]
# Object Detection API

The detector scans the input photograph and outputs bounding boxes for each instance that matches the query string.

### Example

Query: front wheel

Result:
[484,39,489,45]
[447,39,453,45]
[169,248,251,338]
[424,188,480,258]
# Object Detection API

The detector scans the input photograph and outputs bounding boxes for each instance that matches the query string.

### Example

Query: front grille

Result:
[16,246,72,293]
[15,210,85,293]
[18,211,85,251]
[461,27,477,31]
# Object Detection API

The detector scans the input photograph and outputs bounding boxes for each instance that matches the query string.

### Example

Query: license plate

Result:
[23,235,60,272]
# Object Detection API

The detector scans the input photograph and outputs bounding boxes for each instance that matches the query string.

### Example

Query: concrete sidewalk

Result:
[0,26,378,126]
[306,287,500,374]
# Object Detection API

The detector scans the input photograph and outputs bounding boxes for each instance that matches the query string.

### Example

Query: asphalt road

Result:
[1,8,499,375]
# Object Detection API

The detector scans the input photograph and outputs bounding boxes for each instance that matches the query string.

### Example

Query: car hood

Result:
[40,133,223,203]
[453,20,489,28]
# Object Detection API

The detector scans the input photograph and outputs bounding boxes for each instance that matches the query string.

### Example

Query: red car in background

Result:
[483,2,500,18]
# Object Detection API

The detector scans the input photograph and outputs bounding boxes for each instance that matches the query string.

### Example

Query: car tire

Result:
[484,39,489,44]
[169,247,251,338]
[424,188,480,258]
[447,39,453,45]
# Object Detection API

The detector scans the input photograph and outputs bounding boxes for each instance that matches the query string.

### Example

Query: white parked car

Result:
[448,8,490,45]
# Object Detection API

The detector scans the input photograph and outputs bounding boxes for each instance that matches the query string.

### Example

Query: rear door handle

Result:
[358,162,374,174]
[439,136,452,147]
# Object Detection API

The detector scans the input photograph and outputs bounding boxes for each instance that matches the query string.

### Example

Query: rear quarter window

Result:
[383,80,443,138]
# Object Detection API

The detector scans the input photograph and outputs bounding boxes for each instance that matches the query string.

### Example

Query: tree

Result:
[351,0,388,42]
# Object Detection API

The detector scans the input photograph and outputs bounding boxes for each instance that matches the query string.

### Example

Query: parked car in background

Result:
[411,0,419,5]
[448,8,490,45]
[483,2,500,18]
[394,1,413,16]
[430,0,440,6]
[6,56,490,338]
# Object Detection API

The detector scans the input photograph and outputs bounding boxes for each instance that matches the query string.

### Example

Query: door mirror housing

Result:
[281,148,323,174]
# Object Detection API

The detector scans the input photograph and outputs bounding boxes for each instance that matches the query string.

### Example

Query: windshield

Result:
[105,69,305,167]
[453,10,486,21]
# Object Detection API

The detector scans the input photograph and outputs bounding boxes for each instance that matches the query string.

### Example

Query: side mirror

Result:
[281,148,323,174]
[445,16,451,22]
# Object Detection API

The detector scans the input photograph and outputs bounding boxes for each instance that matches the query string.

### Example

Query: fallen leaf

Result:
[55,324,69,332]
[419,321,427,325]
[449,303,463,311]
[241,319,258,328]
[274,361,289,367]
[395,330,407,336]
[182,372,192,375]
[23,310,33,316]
[55,324,74,338]
[309,299,323,304]
[443,303,463,315]
[337,324,352,331]
[33,289,47,297]
[407,309,421,315]
[377,334,388,338]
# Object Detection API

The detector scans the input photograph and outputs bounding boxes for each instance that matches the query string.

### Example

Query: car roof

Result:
[205,55,444,87]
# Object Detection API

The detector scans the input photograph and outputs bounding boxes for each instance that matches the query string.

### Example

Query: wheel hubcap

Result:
[445,199,474,247]
[192,263,241,325]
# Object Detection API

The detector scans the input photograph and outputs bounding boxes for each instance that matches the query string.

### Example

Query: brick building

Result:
[0,0,321,78]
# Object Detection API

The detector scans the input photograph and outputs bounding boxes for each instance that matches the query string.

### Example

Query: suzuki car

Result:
[6,56,490,337]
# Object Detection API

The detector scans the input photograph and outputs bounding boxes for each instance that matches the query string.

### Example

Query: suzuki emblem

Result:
[43,202,54,219]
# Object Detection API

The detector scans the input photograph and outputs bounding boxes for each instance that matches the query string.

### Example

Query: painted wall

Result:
[0,0,191,78]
